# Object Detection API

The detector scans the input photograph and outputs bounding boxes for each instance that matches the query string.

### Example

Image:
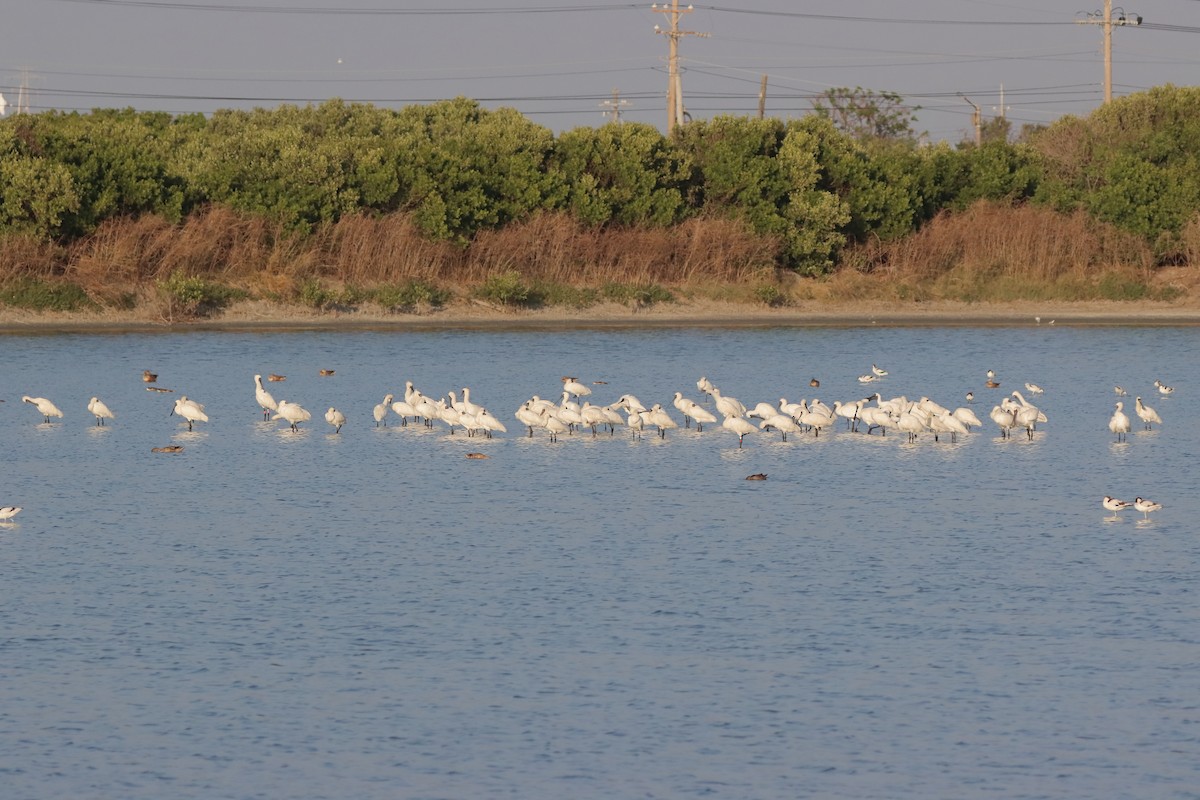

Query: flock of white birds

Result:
[5,366,1174,526]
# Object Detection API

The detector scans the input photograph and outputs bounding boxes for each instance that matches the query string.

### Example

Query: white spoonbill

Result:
[22,396,63,423]
[645,404,678,439]
[87,397,115,426]
[373,394,394,427]
[1134,397,1162,430]
[930,411,969,443]
[679,397,717,431]
[758,413,803,442]
[474,408,507,438]
[0,506,21,521]
[696,376,715,402]
[710,387,746,419]
[515,402,545,437]
[172,396,209,431]
[273,400,311,432]
[1109,401,1131,442]
[561,376,592,397]
[1133,496,1162,519]
[325,407,346,433]
[990,404,1017,439]
[253,374,278,420]
[952,407,983,430]
[721,414,757,447]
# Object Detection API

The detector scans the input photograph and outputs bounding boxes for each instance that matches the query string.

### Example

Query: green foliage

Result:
[368,280,449,310]
[811,87,920,142]
[553,123,690,227]
[477,270,532,306]
[754,284,787,307]
[0,279,93,311]
[527,282,599,309]
[601,282,673,306]
[157,272,241,318]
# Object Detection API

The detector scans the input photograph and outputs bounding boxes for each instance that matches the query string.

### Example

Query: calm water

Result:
[1,324,1198,799]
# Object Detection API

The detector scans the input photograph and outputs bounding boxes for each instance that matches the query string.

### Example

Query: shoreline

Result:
[3,298,1200,333]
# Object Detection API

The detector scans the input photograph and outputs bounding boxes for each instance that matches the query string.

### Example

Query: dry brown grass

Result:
[2,201,1195,313]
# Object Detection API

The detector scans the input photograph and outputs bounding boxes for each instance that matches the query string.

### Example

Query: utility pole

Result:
[757,74,768,119]
[961,95,981,146]
[652,1,708,134]
[16,68,31,114]
[1076,1,1142,104]
[600,88,630,124]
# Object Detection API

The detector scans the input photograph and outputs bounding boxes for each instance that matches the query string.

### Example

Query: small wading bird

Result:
[1154,379,1174,396]
[1134,496,1162,520]
[1102,496,1132,518]
[22,396,63,423]
[871,364,888,377]
[0,506,21,521]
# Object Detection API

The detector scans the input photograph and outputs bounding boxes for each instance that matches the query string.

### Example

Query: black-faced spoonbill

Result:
[22,396,63,423]
[1134,397,1162,430]
[87,397,115,425]
[254,374,278,420]
[1109,401,1131,442]
[172,396,209,431]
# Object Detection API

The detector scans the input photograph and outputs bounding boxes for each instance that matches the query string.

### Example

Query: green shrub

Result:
[478,270,532,307]
[370,280,450,310]
[157,272,242,318]
[298,278,335,309]
[601,282,674,307]
[754,284,788,307]
[0,279,94,312]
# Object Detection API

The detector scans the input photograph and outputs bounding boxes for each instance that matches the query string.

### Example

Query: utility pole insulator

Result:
[600,88,631,124]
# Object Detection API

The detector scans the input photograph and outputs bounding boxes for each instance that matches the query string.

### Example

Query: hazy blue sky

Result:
[4,1,1197,141]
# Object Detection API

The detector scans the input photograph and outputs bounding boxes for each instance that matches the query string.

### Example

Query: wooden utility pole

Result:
[757,74,768,119]
[1076,0,1142,104]
[653,1,708,133]
[601,88,630,124]
[961,95,981,146]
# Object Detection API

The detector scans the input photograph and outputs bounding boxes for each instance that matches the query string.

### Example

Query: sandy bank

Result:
[3,298,1200,333]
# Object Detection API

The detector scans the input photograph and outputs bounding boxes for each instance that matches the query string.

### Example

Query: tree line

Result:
[2,85,1199,276]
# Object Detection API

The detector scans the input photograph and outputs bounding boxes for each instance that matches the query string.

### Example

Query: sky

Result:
[3,1,1198,143]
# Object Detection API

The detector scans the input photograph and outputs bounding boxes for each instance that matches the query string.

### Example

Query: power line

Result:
[49,0,642,13]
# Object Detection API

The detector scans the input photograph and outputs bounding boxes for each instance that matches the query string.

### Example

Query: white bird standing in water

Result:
[722,413,756,447]
[374,394,394,427]
[87,396,115,425]
[1134,397,1162,430]
[22,396,63,423]
[561,376,592,398]
[273,400,312,432]
[0,506,21,522]
[325,407,346,433]
[172,396,209,431]
[1102,496,1132,518]
[254,374,278,420]
[1134,496,1162,520]
[1109,401,1131,442]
